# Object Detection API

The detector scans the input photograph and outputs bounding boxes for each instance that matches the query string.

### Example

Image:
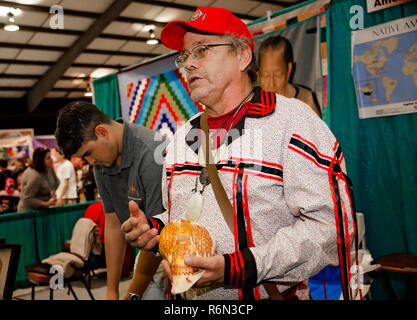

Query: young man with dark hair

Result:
[55,101,168,300]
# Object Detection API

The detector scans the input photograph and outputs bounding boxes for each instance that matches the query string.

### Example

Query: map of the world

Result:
[353,31,417,108]
[351,15,417,118]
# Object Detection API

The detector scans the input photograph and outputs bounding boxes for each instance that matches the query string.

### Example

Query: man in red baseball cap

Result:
[160,6,258,116]
[160,7,254,51]
[122,7,358,301]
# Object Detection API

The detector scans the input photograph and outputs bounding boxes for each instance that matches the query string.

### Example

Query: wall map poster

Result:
[351,15,417,119]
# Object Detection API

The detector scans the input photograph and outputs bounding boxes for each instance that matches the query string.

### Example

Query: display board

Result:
[352,15,417,118]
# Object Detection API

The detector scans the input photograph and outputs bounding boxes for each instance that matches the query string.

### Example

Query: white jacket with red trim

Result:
[152,87,357,300]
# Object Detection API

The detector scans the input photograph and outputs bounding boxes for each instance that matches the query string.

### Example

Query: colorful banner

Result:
[0,128,34,139]
[32,135,57,150]
[0,136,32,159]
[117,53,203,135]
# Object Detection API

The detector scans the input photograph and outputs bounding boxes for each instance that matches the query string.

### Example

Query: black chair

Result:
[25,257,96,300]
[25,261,55,300]
[25,218,101,300]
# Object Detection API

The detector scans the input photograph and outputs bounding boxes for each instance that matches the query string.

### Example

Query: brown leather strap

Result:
[263,282,283,300]
[201,112,235,229]
[200,112,283,300]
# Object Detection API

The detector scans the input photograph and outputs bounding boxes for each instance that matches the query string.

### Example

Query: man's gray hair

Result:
[223,34,258,85]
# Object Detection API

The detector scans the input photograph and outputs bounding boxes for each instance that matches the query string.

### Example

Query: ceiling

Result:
[0,0,306,113]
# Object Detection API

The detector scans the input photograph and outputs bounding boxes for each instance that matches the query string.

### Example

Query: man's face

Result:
[74,128,118,167]
[259,47,291,95]
[182,31,240,106]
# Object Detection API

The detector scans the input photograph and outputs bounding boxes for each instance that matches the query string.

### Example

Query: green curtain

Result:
[92,73,121,120]
[329,0,417,299]
[0,201,96,289]
[0,211,38,289]
[35,202,94,260]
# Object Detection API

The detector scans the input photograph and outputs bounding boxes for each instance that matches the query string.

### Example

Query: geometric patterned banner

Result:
[117,53,203,137]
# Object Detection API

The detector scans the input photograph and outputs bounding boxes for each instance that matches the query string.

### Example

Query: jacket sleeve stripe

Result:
[233,251,241,287]
[243,174,254,247]
[342,174,363,299]
[223,249,257,288]
[237,250,246,286]
[341,194,353,298]
[293,133,334,161]
[328,164,350,300]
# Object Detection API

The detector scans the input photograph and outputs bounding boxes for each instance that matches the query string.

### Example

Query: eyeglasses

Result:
[175,43,233,69]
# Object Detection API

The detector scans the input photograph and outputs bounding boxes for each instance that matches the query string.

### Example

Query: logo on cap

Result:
[190,9,206,21]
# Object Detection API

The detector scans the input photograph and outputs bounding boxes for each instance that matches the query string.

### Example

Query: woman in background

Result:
[17,148,59,212]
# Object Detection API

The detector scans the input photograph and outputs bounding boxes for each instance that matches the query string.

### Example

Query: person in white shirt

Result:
[55,148,78,206]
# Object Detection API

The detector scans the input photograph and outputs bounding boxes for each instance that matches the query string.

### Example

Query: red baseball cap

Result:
[160,7,254,51]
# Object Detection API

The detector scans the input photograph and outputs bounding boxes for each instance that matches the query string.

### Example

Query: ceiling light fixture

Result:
[146,29,158,46]
[4,12,19,32]
[84,78,93,97]
[84,87,93,97]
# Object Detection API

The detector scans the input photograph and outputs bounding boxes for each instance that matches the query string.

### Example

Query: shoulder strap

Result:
[200,112,283,300]
[200,112,235,231]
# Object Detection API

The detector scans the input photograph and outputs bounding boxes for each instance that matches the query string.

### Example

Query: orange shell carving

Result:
[159,219,215,294]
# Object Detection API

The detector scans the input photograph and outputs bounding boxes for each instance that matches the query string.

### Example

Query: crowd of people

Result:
[0,148,98,214]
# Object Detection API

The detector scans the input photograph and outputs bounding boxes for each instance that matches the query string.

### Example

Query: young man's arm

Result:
[122,250,162,300]
[105,212,127,300]
[56,178,69,206]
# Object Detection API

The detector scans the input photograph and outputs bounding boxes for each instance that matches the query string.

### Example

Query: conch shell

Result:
[159,219,215,294]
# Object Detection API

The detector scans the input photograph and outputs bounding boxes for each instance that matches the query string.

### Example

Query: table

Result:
[372,253,417,300]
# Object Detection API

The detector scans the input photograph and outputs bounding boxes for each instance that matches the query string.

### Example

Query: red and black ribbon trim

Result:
[145,216,165,255]
[247,87,276,118]
[167,160,283,181]
[289,135,342,174]
[223,248,257,289]
[329,171,350,299]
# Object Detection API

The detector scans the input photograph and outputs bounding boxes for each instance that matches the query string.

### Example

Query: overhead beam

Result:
[0,0,167,27]
[0,42,159,58]
[0,58,128,69]
[25,0,134,112]
[85,49,157,58]
[0,87,87,92]
[0,0,260,27]
[0,74,94,80]
[0,74,41,79]
[0,23,159,43]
